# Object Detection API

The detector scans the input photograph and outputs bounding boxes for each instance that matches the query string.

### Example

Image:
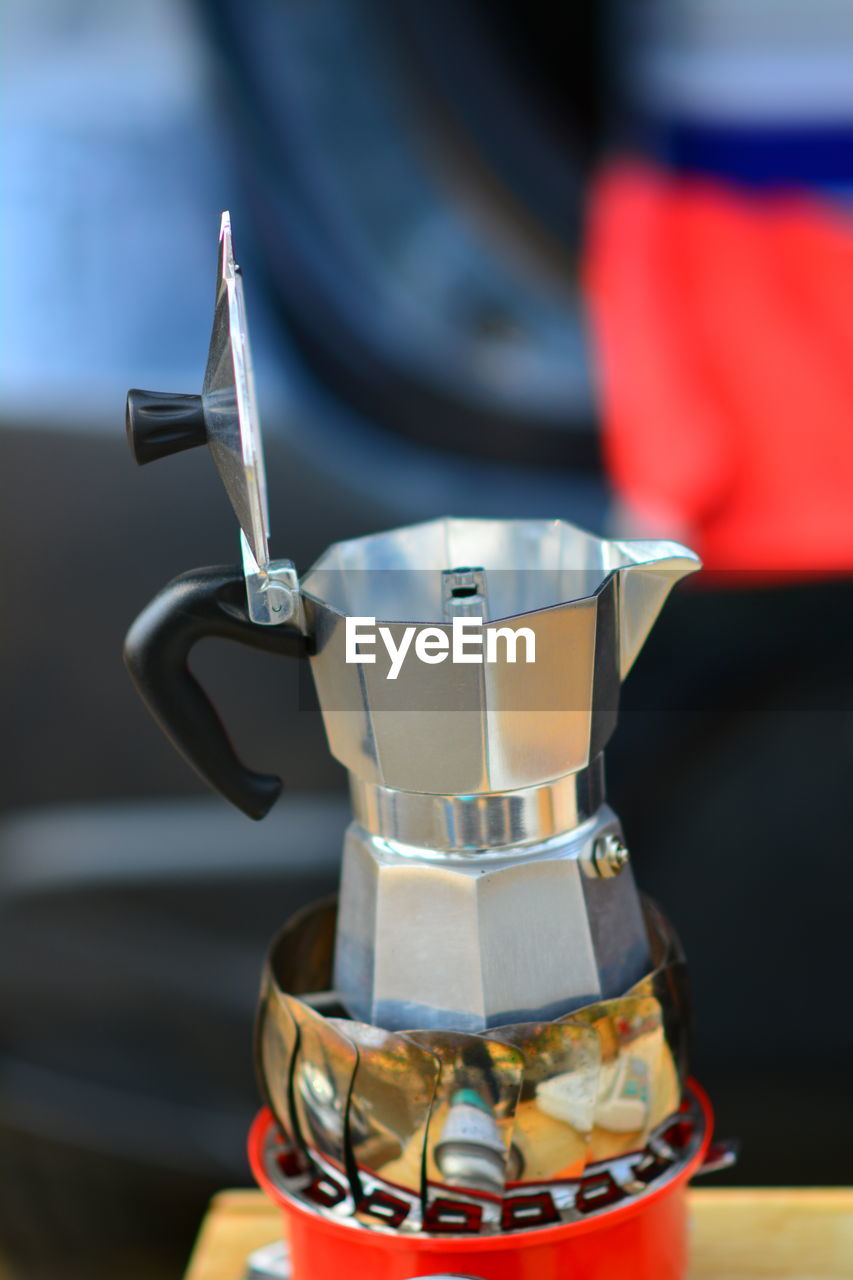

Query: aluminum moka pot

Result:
[125,217,727,1280]
[125,215,699,1034]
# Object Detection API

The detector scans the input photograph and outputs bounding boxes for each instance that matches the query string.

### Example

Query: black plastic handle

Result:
[124,565,308,819]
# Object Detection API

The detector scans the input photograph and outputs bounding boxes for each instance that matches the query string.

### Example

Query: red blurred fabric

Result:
[584,162,853,572]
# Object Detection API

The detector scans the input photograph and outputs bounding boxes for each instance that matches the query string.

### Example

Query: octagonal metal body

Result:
[333,806,652,1032]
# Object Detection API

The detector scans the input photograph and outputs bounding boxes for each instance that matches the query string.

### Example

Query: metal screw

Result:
[583,833,630,879]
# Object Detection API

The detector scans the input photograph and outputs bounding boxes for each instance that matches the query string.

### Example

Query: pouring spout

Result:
[614,540,702,678]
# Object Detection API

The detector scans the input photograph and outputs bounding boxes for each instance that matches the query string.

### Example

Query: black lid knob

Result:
[126,389,207,466]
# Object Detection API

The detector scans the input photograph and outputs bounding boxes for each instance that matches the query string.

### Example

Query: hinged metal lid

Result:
[126,213,302,627]
[202,214,302,627]
[202,211,270,571]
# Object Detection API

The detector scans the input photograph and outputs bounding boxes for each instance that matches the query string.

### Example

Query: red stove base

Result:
[249,1083,714,1280]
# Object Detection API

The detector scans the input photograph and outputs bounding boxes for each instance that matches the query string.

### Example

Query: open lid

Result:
[125,213,301,627]
[202,212,270,570]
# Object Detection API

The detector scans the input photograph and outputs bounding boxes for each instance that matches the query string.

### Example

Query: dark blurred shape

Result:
[0,796,345,1280]
[610,575,853,1187]
[199,0,598,467]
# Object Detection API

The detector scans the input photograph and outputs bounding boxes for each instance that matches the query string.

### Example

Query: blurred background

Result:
[2,1,853,1276]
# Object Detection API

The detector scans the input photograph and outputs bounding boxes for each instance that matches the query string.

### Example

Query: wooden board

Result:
[184,1188,853,1280]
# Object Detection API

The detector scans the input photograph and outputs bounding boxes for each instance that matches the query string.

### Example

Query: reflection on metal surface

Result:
[287,999,358,1195]
[338,1020,440,1206]
[491,1021,600,1184]
[630,953,691,1084]
[406,1030,524,1213]
[434,1089,511,1195]
[256,897,692,1235]
[566,996,678,1162]
[256,899,340,1161]
[256,975,301,1151]
[632,899,692,1084]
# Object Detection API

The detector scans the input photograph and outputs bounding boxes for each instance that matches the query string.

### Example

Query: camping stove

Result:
[124,216,733,1279]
